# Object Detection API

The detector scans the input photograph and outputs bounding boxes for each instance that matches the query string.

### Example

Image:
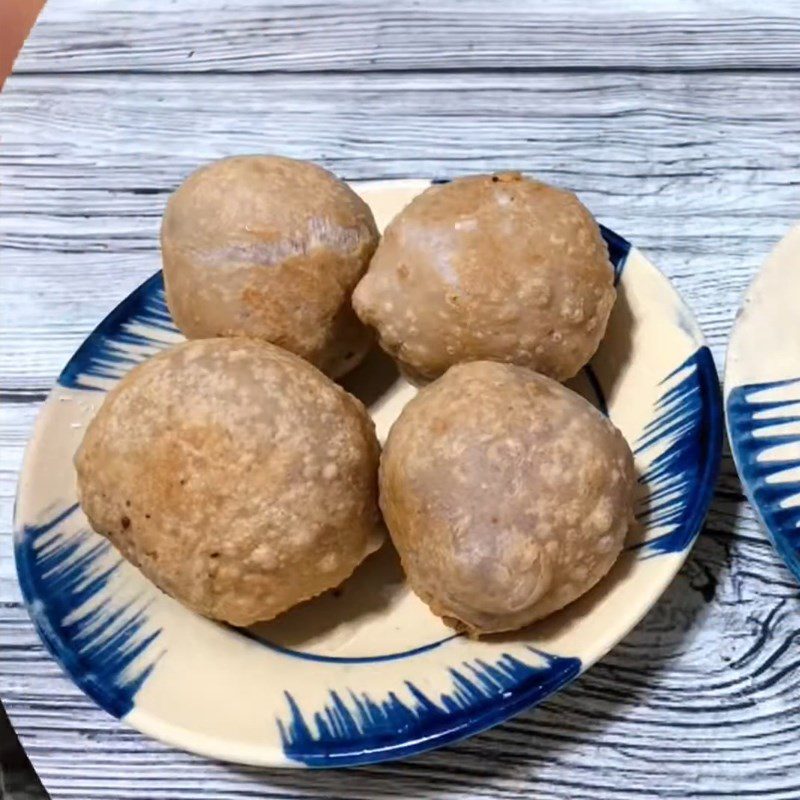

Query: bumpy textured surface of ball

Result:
[380,361,635,635]
[75,338,384,626]
[353,172,615,381]
[161,155,379,378]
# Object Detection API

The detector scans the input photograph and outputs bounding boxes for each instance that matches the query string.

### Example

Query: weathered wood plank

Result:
[0,402,38,603]
[4,72,800,196]
[14,0,800,74]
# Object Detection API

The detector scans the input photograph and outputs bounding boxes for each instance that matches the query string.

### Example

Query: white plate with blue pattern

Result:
[725,223,800,580]
[14,179,722,767]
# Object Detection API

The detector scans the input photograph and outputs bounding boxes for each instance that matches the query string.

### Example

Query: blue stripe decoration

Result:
[58,271,178,392]
[235,626,459,664]
[15,505,163,718]
[632,347,722,557]
[276,647,581,767]
[727,377,800,579]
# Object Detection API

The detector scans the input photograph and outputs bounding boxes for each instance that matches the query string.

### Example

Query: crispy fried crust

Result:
[380,361,635,635]
[161,155,379,378]
[75,338,384,626]
[354,173,615,381]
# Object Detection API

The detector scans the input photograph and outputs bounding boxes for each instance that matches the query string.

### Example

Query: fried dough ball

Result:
[161,155,379,378]
[75,338,384,626]
[380,361,635,635]
[353,173,615,381]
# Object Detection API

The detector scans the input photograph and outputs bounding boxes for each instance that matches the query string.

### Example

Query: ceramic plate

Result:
[725,224,800,579]
[14,179,722,767]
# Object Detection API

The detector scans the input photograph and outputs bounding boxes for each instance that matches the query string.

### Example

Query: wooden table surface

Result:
[2,2,800,798]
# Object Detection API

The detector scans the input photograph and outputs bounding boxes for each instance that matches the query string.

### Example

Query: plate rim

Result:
[13,200,723,768]
[723,223,800,583]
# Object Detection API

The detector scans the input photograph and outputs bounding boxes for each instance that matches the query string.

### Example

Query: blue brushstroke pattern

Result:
[277,647,580,767]
[236,625,459,664]
[727,377,800,578]
[15,505,162,718]
[633,347,722,556]
[58,272,178,391]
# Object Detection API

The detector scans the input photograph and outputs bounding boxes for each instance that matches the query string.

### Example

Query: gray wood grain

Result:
[3,1,800,798]
[13,0,800,73]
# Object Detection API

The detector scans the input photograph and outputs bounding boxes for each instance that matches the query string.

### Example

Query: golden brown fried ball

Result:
[353,173,615,381]
[380,361,635,635]
[75,338,384,626]
[161,155,379,378]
